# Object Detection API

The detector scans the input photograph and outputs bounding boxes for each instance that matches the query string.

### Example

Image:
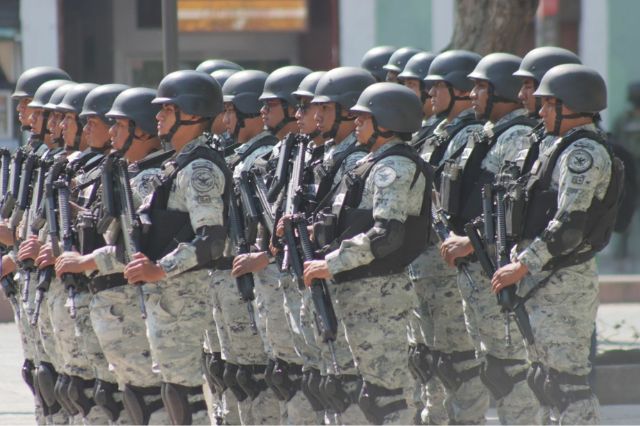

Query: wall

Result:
[374,0,432,50]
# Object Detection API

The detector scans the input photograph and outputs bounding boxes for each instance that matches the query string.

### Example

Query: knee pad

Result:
[264,358,281,400]
[301,369,325,412]
[35,362,61,414]
[160,382,207,425]
[123,384,163,425]
[222,363,248,402]
[94,379,123,422]
[320,374,360,414]
[358,380,408,425]
[55,374,79,416]
[411,343,434,384]
[434,350,480,392]
[21,359,35,395]
[271,358,301,402]
[207,352,227,395]
[543,367,593,413]
[479,354,527,401]
[527,362,548,406]
[67,375,96,417]
[235,364,268,400]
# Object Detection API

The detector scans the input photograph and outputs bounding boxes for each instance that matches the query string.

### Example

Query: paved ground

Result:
[0,303,639,424]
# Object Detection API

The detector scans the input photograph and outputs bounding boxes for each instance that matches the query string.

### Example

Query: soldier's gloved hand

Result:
[35,243,56,268]
[303,260,332,287]
[55,252,96,276]
[491,261,528,294]
[123,252,167,284]
[232,252,269,277]
[0,222,15,247]
[440,234,474,268]
[17,236,41,262]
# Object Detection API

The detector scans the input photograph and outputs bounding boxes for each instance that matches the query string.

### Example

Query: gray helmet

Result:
[468,53,522,102]
[106,87,161,136]
[311,67,375,109]
[56,83,99,114]
[292,71,326,99]
[28,80,75,109]
[79,84,130,122]
[351,82,422,135]
[382,47,422,73]
[628,81,640,105]
[152,70,223,118]
[12,66,71,99]
[222,70,269,115]
[425,50,482,92]
[196,59,243,74]
[397,52,437,82]
[534,64,606,113]
[513,46,581,83]
[43,83,77,111]
[210,69,240,89]
[259,65,312,105]
[360,45,397,81]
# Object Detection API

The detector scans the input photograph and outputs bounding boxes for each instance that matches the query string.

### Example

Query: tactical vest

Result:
[314,138,368,206]
[440,115,537,234]
[226,133,277,169]
[331,144,433,283]
[139,145,232,266]
[427,115,484,169]
[410,116,446,152]
[514,129,624,270]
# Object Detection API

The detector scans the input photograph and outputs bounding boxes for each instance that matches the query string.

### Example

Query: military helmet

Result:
[12,66,71,100]
[360,45,397,81]
[425,50,482,92]
[382,47,423,73]
[106,87,161,136]
[210,68,240,89]
[43,83,77,111]
[196,59,244,74]
[259,65,312,105]
[468,53,523,102]
[351,82,422,134]
[534,64,607,113]
[397,52,437,81]
[292,71,326,99]
[56,83,99,114]
[28,80,75,109]
[222,70,269,115]
[513,46,581,83]
[152,70,223,118]
[311,67,375,109]
[627,81,640,104]
[79,84,130,122]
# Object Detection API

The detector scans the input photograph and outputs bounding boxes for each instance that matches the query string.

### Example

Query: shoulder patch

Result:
[136,173,157,198]
[373,165,397,188]
[567,148,594,174]
[190,162,218,193]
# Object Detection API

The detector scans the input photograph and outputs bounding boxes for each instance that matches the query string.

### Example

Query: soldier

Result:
[304,82,430,424]
[382,47,422,83]
[209,68,241,153]
[491,64,618,424]
[121,70,228,425]
[360,45,397,82]
[439,53,542,424]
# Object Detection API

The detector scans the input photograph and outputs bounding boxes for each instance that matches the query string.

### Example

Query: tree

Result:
[450,0,539,54]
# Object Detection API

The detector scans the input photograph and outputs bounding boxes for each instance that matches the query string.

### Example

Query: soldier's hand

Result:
[124,252,166,284]
[17,236,41,262]
[275,215,289,238]
[35,243,56,268]
[1,254,17,278]
[0,222,15,246]
[55,252,96,276]
[303,260,331,287]
[232,252,269,277]
[491,261,528,294]
[269,241,281,256]
[440,235,474,268]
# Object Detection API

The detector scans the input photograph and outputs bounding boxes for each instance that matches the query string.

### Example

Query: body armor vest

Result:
[410,116,446,152]
[314,138,368,206]
[226,133,277,170]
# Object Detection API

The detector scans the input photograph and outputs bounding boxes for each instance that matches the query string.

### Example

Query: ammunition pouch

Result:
[319,374,361,414]
[55,374,79,416]
[93,379,123,422]
[440,160,463,217]
[433,350,481,392]
[313,209,337,250]
[358,380,408,425]
[544,367,593,413]
[408,343,434,385]
[301,368,325,412]
[123,384,163,425]
[76,212,105,255]
[88,273,127,294]
[504,180,528,240]
[160,382,207,425]
[235,364,268,400]
[202,351,227,395]
[223,362,248,402]
[67,375,96,417]
[479,354,528,401]
[21,359,35,395]
[270,358,302,402]
[35,361,61,415]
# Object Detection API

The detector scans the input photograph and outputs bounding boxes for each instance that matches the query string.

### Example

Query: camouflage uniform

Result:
[515,123,608,424]
[326,139,427,425]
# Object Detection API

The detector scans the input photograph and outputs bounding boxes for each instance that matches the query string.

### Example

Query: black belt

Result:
[88,273,128,294]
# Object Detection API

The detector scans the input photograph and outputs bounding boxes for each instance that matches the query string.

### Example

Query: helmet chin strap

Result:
[322,104,355,140]
[159,108,210,149]
[363,117,394,151]
[481,84,517,121]
[267,101,295,135]
[442,84,471,116]
[31,110,50,141]
[550,100,594,136]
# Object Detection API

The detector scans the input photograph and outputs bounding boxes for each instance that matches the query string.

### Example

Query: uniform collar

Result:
[234,130,272,155]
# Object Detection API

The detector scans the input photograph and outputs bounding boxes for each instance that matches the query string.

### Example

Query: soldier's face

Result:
[403,78,421,99]
[29,108,45,133]
[539,96,558,132]
[470,80,489,117]
[155,104,177,137]
[61,112,79,147]
[211,114,225,135]
[314,102,337,133]
[385,71,399,83]
[109,118,131,150]
[260,99,286,129]
[430,81,452,114]
[222,103,238,134]
[47,111,64,139]
[354,112,374,144]
[295,98,318,134]
[518,77,537,113]
[84,115,111,148]
[18,98,34,127]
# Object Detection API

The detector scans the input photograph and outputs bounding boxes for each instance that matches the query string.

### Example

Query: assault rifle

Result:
[0,149,19,315]
[0,148,24,219]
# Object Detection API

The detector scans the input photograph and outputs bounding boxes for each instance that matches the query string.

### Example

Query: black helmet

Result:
[79,84,130,122]
[106,87,161,136]
[28,80,74,109]
[12,66,71,99]
[468,53,522,103]
[56,83,99,114]
[259,65,312,106]
[360,45,397,81]
[210,68,240,89]
[311,67,375,109]
[222,70,268,115]
[152,70,223,118]
[382,47,422,73]
[398,52,437,81]
[292,71,326,99]
[43,83,77,111]
[196,59,243,74]
[534,64,606,113]
[628,81,640,106]
[513,46,581,84]
[351,82,422,135]
[424,50,482,92]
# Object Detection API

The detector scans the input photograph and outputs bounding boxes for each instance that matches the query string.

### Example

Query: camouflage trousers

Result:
[522,259,600,424]
[90,284,171,425]
[458,262,542,424]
